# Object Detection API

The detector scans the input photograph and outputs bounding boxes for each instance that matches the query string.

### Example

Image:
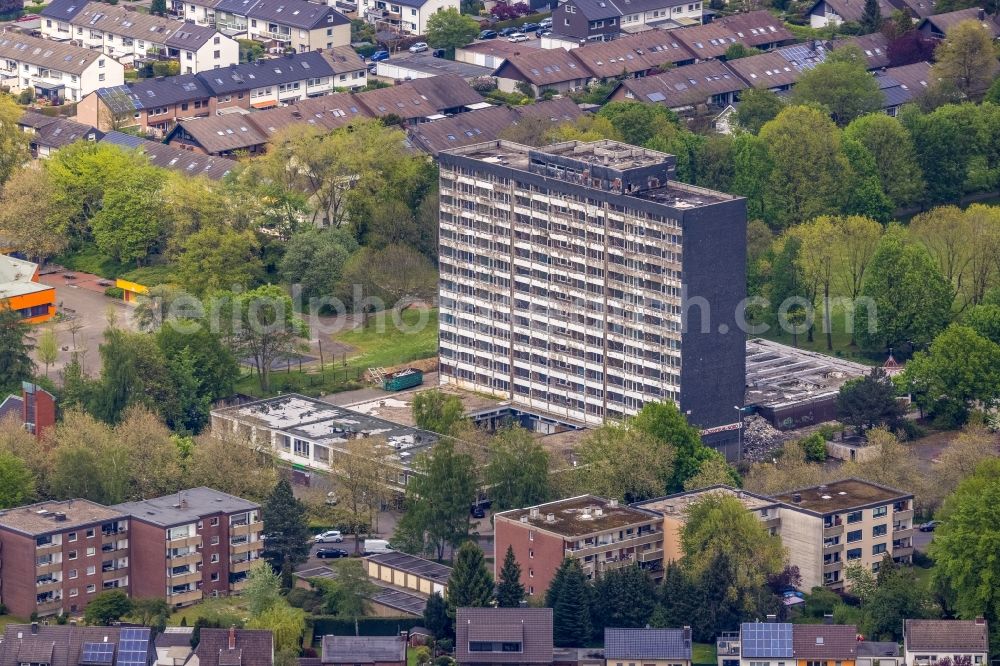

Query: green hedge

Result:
[310,616,423,638]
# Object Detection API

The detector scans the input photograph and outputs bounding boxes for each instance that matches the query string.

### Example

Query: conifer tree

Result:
[553,560,592,648]
[445,542,493,618]
[496,546,525,608]
[261,478,310,584]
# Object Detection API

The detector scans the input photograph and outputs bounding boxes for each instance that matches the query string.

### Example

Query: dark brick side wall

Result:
[679,197,747,460]
[493,519,566,599]
[0,530,37,618]
[128,520,167,600]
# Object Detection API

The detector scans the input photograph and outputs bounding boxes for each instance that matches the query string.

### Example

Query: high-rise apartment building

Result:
[0,500,130,618]
[437,140,746,455]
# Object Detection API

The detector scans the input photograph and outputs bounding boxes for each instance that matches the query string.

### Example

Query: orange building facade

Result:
[0,256,55,324]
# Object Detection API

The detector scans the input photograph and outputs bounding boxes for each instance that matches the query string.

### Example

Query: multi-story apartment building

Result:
[40,1,239,74]
[112,488,263,607]
[359,0,459,35]
[493,495,663,597]
[437,140,746,455]
[0,500,130,618]
[0,31,124,103]
[637,479,914,591]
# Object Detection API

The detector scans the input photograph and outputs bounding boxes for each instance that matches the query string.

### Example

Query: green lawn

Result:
[0,614,27,630]
[167,596,252,627]
[757,306,877,365]
[693,642,717,666]
[235,308,439,398]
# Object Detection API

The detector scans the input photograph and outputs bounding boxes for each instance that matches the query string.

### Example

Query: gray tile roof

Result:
[614,58,745,108]
[455,608,553,664]
[604,628,693,661]
[716,10,796,46]
[97,74,211,112]
[113,487,259,526]
[904,620,989,653]
[832,32,890,68]
[170,113,270,153]
[19,112,101,149]
[198,51,335,95]
[194,629,273,666]
[355,73,484,119]
[919,7,1000,36]
[245,0,348,30]
[320,636,405,664]
[0,395,23,423]
[857,641,900,658]
[0,625,154,666]
[0,32,108,76]
[567,0,621,20]
[40,0,88,22]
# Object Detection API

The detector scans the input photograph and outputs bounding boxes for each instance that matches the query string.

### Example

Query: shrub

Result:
[104,286,125,299]
[799,432,827,462]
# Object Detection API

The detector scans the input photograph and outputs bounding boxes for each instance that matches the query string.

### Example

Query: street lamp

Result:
[734,405,743,457]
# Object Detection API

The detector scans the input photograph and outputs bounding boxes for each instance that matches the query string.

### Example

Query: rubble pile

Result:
[741,415,788,463]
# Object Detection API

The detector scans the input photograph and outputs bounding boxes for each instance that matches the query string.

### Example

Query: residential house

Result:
[715,11,796,50]
[407,97,582,155]
[832,32,890,68]
[245,0,350,52]
[893,0,935,18]
[727,42,827,91]
[493,496,663,596]
[792,624,859,666]
[166,112,270,155]
[455,608,554,665]
[0,625,155,666]
[41,2,239,73]
[0,31,124,102]
[36,0,89,42]
[807,0,895,28]
[171,0,221,28]
[0,499,130,617]
[354,72,485,123]
[605,627,693,666]
[359,0,460,35]
[917,7,1000,38]
[608,58,745,112]
[100,130,237,179]
[0,255,56,324]
[718,623,860,666]
[296,564,429,617]
[324,44,367,89]
[194,628,274,666]
[635,479,914,591]
[18,110,101,157]
[551,0,622,43]
[903,619,989,666]
[320,635,406,666]
[856,642,901,666]
[112,487,263,606]
[210,394,440,496]
[494,48,593,94]
[568,29,696,80]
[875,60,932,115]
[76,73,214,133]
[614,0,704,33]
[199,51,343,110]
[671,20,744,59]
[456,39,533,69]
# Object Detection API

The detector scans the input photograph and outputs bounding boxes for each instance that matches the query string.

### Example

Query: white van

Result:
[363,539,393,554]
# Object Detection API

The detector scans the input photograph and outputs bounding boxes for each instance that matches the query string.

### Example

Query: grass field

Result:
[694,642,717,666]
[167,596,252,626]
[235,308,439,398]
[757,306,877,365]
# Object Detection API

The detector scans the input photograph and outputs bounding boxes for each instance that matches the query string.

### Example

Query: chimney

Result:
[824,614,834,625]
[30,622,38,635]
[766,614,777,623]
[683,626,692,645]
[594,507,603,517]
[545,513,555,523]
[792,493,802,503]
[529,507,539,518]
[228,626,236,650]
[608,499,618,508]
[976,617,986,625]
[977,8,985,19]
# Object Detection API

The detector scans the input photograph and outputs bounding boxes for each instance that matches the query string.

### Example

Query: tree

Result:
[425,8,479,50]
[114,406,184,499]
[128,598,171,630]
[841,428,923,503]
[922,422,998,510]
[758,106,851,228]
[219,285,306,393]
[900,105,973,204]
[279,227,358,306]
[341,245,438,312]
[248,602,306,653]
[333,437,393,553]
[855,229,953,354]
[496,545,526,608]
[725,43,761,59]
[965,304,1000,345]
[0,168,68,261]
[423,592,452,639]
[632,401,721,493]
[177,225,262,296]
[791,217,841,350]
[860,0,883,32]
[149,0,167,13]
[841,138,893,222]
[862,555,933,640]
[157,322,239,402]
[90,327,174,425]
[0,95,29,187]
[592,565,657,633]
[680,494,786,621]
[900,325,1000,426]
[551,559,591,647]
[261,478,311,582]
[574,424,675,502]
[655,561,699,629]
[837,367,905,433]
[35,326,58,378]
[0,450,34,508]
[792,48,885,125]
[445,542,494,618]
[485,427,550,512]
[798,432,827,462]
[396,439,478,560]
[91,173,167,265]
[84,590,133,626]
[734,88,785,134]
[682,456,739,491]
[186,431,277,502]
[931,20,996,100]
[844,114,925,207]
[245,559,283,617]
[412,390,467,436]
[48,411,130,504]
[597,101,678,146]
[0,307,34,395]
[328,559,378,635]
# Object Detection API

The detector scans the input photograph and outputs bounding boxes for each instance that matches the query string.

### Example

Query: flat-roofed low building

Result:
[494,495,663,597]
[364,551,451,596]
[0,255,56,323]
[0,500,130,618]
[112,487,262,607]
[456,608,554,665]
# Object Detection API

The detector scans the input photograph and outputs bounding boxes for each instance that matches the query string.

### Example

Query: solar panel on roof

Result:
[81,642,115,666]
[117,627,151,666]
[646,91,665,102]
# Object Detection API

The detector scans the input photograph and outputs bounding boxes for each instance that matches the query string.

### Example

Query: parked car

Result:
[472,506,486,519]
[521,22,539,31]
[508,32,529,42]
[316,548,350,559]
[363,539,393,554]
[431,48,446,57]
[409,41,428,53]
[498,26,519,36]
[369,49,390,62]
[539,16,552,27]
[314,530,344,543]
[324,492,338,506]
[918,520,941,532]
[479,29,498,39]
[537,28,552,36]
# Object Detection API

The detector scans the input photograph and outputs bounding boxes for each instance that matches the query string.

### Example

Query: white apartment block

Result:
[360,0,459,35]
[618,0,703,30]
[0,31,124,102]
[41,3,238,74]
